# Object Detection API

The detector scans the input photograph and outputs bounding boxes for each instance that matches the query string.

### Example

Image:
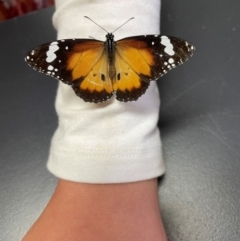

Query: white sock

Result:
[47,0,165,183]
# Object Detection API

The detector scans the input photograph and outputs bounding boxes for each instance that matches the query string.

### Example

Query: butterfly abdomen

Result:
[109,64,116,80]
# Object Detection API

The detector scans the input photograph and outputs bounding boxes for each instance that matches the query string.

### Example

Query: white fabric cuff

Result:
[47,0,165,183]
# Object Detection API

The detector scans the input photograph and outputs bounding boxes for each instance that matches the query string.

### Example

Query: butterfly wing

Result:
[113,50,150,102]
[115,35,195,101]
[25,39,113,103]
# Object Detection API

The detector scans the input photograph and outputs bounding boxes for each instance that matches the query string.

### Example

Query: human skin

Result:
[22,178,167,241]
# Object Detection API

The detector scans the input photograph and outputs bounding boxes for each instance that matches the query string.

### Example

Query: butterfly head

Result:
[106,33,114,41]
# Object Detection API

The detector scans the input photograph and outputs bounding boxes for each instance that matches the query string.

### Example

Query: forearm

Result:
[23,178,167,241]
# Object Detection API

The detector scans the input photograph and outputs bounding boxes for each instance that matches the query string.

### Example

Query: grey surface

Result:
[0,1,240,240]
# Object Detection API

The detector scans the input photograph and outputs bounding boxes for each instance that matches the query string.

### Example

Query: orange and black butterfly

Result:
[25,18,195,103]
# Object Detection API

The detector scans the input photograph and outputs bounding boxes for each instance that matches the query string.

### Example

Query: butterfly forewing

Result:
[25,34,195,103]
[117,35,195,81]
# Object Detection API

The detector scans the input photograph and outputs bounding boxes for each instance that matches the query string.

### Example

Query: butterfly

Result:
[25,18,195,103]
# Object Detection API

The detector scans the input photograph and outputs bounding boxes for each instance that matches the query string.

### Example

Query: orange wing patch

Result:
[80,52,111,92]
[114,52,141,91]
[117,39,155,77]
[67,42,104,81]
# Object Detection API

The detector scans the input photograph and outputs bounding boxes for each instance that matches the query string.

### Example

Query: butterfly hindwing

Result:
[113,50,150,102]
[72,50,114,102]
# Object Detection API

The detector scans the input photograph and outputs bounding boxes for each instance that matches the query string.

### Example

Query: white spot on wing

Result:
[168,58,174,64]
[152,41,155,45]
[46,44,59,63]
[161,36,175,56]
[48,65,54,70]
[50,41,58,45]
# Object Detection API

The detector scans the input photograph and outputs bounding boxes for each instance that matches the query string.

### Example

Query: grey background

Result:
[1,0,240,240]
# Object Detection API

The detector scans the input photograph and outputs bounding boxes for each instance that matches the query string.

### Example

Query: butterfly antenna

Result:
[112,17,134,33]
[84,16,108,33]
[89,36,96,40]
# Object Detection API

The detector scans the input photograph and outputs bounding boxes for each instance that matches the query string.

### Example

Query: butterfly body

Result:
[104,33,116,80]
[25,34,195,103]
